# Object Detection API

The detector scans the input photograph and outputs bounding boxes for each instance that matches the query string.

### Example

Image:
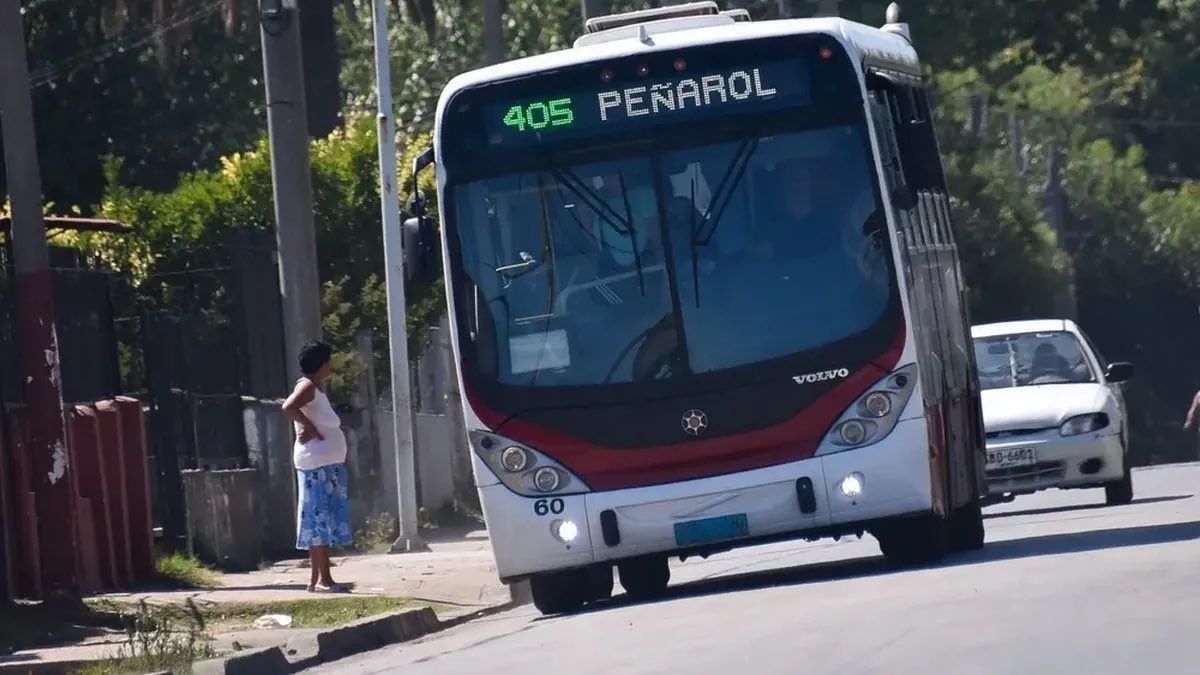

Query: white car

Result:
[971,319,1134,505]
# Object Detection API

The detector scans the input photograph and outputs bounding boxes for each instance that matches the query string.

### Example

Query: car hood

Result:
[980,383,1107,433]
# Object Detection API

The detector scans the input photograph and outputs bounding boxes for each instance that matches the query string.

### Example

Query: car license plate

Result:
[673,513,749,547]
[986,447,1036,470]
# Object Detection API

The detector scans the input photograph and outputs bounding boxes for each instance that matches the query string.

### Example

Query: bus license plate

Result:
[674,513,750,547]
[986,447,1036,470]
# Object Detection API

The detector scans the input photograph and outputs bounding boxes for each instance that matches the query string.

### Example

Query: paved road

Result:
[316,464,1200,675]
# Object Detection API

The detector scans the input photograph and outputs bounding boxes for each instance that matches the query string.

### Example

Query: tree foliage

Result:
[12,0,1200,459]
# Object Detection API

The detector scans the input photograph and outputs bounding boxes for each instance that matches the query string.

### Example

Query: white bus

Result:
[405,2,987,614]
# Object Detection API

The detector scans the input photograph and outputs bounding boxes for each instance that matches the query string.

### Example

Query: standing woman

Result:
[283,341,353,592]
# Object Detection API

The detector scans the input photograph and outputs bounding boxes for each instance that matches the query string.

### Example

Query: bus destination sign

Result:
[483,58,810,148]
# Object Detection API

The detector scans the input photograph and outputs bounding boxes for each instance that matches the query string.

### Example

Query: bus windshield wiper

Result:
[549,167,647,295]
[687,138,760,307]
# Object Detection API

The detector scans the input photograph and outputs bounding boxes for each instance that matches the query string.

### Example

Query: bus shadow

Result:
[576,518,1200,616]
[983,494,1191,520]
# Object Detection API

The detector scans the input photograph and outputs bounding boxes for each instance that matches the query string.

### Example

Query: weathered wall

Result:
[242,398,295,557]
[182,468,263,571]
[230,321,475,562]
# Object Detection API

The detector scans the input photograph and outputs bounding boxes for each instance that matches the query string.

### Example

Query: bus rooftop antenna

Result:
[882,2,911,43]
[886,2,901,24]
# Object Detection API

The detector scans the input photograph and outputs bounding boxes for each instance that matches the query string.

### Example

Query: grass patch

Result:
[79,648,206,675]
[202,596,425,630]
[156,553,220,589]
[77,600,212,675]
[0,601,125,655]
[354,513,397,554]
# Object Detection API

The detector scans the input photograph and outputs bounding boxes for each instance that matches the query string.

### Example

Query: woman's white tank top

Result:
[293,382,348,470]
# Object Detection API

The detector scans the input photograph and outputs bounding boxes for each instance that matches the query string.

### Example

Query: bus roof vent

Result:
[721,9,751,22]
[584,1,720,34]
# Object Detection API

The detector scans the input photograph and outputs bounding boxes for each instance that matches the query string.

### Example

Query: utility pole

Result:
[582,0,605,22]
[371,0,426,553]
[0,0,79,600]
[1043,142,1078,319]
[807,0,840,16]
[259,0,323,384]
[482,0,506,66]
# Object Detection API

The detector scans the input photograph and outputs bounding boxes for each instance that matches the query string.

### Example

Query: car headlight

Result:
[816,364,918,455]
[469,431,590,496]
[1060,413,1110,437]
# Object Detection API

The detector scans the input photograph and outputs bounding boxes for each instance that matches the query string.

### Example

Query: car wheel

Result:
[875,513,949,567]
[617,555,670,600]
[530,569,586,615]
[1105,467,1134,506]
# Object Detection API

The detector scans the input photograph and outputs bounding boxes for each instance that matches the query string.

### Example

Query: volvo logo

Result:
[793,368,850,385]
[681,409,708,436]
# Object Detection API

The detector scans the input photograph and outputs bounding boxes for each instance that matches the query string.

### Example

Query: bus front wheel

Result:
[874,514,948,567]
[948,500,985,552]
[617,555,670,600]
[530,570,586,615]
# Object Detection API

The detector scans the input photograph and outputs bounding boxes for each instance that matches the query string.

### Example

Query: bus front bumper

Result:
[479,417,933,582]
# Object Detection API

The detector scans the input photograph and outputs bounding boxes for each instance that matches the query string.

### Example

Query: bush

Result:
[69,116,444,401]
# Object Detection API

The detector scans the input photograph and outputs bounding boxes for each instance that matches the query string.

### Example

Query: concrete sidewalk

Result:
[1,531,510,673]
[102,531,508,609]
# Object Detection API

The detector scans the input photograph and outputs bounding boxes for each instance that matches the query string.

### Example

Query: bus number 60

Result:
[534,498,565,516]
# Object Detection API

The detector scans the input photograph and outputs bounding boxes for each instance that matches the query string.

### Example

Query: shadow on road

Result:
[984,495,1192,520]
[575,518,1200,617]
[955,519,1200,565]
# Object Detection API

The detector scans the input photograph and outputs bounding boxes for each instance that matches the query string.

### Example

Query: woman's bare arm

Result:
[283,379,324,442]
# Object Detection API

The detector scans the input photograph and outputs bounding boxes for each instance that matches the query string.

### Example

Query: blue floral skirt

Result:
[296,463,354,549]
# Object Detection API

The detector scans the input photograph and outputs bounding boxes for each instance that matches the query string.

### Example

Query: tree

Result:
[482,0,505,65]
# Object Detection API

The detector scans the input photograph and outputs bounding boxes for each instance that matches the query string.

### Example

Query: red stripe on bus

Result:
[468,323,907,491]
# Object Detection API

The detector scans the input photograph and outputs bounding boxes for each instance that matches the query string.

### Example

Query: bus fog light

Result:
[839,420,868,445]
[534,467,561,492]
[551,519,579,543]
[500,447,529,472]
[839,472,865,497]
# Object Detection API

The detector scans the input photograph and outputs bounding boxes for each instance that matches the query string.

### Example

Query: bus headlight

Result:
[839,420,870,445]
[817,364,918,456]
[534,467,562,493]
[862,392,892,418]
[500,447,529,472]
[468,431,590,496]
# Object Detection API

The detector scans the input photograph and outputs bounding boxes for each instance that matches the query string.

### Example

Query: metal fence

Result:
[128,229,287,544]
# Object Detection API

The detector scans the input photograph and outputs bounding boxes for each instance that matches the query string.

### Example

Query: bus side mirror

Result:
[403,211,438,285]
[891,183,917,211]
[403,147,439,284]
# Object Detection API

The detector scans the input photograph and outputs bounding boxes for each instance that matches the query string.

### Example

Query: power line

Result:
[28,1,223,90]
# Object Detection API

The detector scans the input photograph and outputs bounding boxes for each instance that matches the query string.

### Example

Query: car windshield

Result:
[973,331,1096,390]
[451,123,894,389]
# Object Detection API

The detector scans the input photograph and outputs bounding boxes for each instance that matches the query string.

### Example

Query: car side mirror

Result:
[1106,362,1134,383]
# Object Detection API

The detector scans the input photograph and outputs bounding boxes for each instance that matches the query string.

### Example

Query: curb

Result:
[192,600,518,675]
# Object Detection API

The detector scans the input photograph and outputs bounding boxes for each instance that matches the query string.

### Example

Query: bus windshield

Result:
[451,123,894,390]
